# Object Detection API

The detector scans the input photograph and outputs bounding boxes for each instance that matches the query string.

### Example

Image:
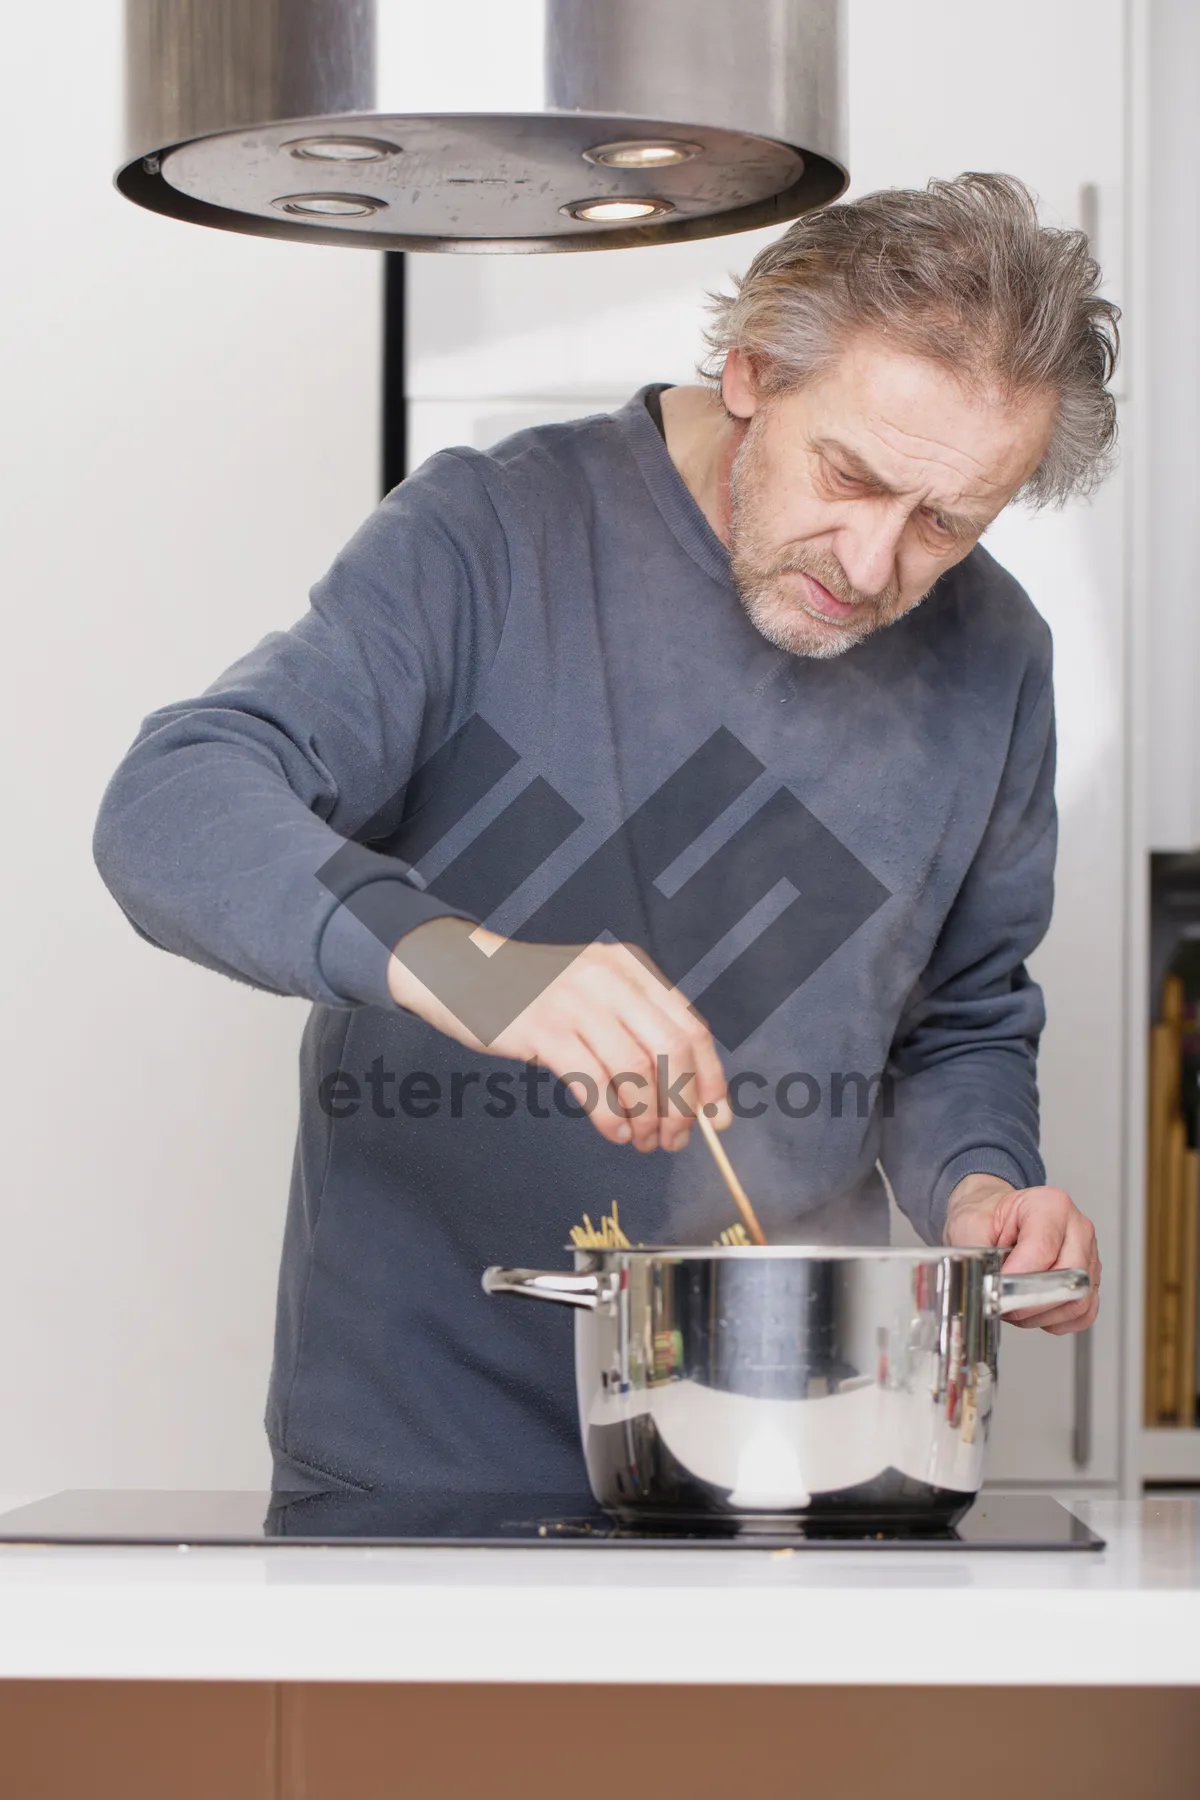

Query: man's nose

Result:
[835,506,906,598]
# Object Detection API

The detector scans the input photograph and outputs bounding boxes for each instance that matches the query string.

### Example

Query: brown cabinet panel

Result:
[1,1681,1198,1800]
[283,1683,1200,1800]
[0,1682,277,1800]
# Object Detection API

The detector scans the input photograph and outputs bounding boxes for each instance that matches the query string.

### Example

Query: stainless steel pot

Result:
[482,1247,1090,1529]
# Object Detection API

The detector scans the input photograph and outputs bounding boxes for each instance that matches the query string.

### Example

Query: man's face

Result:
[724,336,1057,658]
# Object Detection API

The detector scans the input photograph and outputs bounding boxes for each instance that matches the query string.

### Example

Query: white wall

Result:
[1,0,1136,1492]
[0,4,380,1485]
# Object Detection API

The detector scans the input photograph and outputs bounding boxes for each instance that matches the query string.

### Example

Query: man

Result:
[95,172,1111,1500]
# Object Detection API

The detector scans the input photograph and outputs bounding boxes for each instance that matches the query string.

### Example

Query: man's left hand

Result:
[943,1175,1100,1334]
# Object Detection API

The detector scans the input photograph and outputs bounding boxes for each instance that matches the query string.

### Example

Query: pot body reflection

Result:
[484,1248,1089,1529]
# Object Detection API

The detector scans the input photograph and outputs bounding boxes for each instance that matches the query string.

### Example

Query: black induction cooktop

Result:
[0,1490,1104,1551]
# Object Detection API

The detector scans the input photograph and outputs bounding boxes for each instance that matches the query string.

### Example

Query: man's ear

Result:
[721,347,760,420]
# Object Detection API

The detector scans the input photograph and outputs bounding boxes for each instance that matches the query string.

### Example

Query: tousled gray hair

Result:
[701,172,1120,507]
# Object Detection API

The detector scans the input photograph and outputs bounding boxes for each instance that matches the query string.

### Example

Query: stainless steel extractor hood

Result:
[118,0,847,253]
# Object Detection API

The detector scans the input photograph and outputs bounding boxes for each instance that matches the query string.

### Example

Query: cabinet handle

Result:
[1079,182,1100,250]
[1072,1327,1093,1469]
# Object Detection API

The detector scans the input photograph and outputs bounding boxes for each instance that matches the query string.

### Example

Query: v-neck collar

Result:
[616,385,735,589]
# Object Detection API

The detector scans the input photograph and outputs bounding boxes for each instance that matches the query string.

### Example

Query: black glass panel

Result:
[0,1490,1104,1551]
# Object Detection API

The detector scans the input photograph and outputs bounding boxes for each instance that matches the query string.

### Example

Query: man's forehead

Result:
[795,335,1053,504]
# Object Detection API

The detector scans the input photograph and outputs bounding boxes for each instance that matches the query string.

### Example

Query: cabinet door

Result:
[1143,0,1200,850]
[850,0,1127,1483]
[846,0,1126,241]
[982,453,1126,1483]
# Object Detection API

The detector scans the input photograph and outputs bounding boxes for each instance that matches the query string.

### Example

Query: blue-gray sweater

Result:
[93,388,1054,1498]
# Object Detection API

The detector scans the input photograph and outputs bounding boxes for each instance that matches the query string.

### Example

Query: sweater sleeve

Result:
[879,637,1056,1244]
[92,451,510,1011]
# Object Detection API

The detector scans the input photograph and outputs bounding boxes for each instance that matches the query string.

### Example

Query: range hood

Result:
[118,0,847,253]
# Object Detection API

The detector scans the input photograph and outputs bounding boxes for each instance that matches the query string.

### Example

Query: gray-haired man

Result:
[95,173,1109,1498]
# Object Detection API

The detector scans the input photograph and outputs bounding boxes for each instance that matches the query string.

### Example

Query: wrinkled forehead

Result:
[768,338,1057,502]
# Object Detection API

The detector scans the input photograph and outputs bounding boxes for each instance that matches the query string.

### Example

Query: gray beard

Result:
[735,576,886,659]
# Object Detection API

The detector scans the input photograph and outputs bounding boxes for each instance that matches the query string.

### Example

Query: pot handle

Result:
[482,1267,619,1311]
[995,1268,1090,1315]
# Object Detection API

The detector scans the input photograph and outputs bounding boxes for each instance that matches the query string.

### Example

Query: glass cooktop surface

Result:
[0,1490,1104,1551]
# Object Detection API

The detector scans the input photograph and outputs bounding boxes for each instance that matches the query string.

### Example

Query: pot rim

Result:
[565,1243,994,1261]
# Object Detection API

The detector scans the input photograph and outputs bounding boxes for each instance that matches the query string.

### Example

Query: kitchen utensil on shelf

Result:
[696,1109,767,1245]
[482,1245,1090,1529]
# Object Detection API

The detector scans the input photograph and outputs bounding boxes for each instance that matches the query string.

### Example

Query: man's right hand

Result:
[386,917,729,1152]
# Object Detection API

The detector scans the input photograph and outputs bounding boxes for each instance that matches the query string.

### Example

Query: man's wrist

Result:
[943,1172,1016,1243]
[386,916,495,1014]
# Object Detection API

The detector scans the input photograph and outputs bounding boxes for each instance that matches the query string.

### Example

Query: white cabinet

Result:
[1123,0,1200,1491]
[819,0,1129,1486]
[1140,0,1200,852]
[983,462,1127,1483]
[404,0,1132,1483]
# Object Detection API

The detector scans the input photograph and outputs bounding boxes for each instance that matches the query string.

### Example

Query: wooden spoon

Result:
[696,1109,768,1246]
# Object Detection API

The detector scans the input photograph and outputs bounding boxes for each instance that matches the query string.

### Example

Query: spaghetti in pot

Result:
[569,1202,750,1250]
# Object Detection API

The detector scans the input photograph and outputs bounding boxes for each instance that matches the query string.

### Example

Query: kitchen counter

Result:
[0,1494,1197,1686]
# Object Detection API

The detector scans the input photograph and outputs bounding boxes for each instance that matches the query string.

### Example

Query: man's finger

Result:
[1010,1213,1100,1324]
[1044,1304,1100,1335]
[544,1032,635,1148]
[656,983,730,1126]
[1010,1296,1098,1332]
[1005,1229,1100,1328]
[573,1017,659,1152]
[608,982,723,1151]
[995,1200,1068,1276]
[1007,1297,1096,1331]
[617,949,730,1130]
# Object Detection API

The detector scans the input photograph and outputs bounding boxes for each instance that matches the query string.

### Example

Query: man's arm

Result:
[93,451,509,1010]
[94,451,729,1153]
[878,637,1098,1331]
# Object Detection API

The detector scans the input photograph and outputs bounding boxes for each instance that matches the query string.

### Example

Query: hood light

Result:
[561,197,674,223]
[583,140,702,169]
[284,135,401,163]
[272,192,387,218]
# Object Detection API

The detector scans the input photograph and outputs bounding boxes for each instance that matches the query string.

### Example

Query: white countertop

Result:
[0,1494,1197,1686]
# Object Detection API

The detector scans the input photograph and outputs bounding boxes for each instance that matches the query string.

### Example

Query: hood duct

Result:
[118,0,847,253]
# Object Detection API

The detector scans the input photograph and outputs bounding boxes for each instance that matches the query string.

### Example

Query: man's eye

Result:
[922,509,955,539]
[827,464,862,491]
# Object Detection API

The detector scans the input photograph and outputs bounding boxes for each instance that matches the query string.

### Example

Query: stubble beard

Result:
[727,413,920,660]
